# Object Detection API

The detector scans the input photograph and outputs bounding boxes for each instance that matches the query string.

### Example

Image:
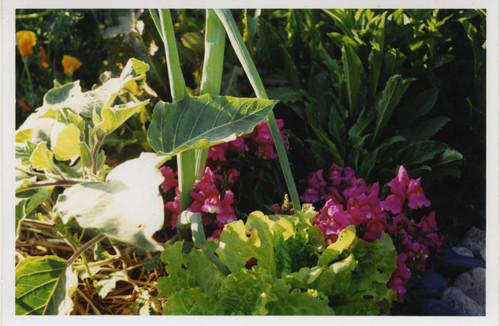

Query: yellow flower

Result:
[16,30,36,56]
[61,55,82,76]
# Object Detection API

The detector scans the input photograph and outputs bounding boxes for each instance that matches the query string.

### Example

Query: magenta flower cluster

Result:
[207,119,287,163]
[160,166,236,240]
[301,164,443,302]
[302,164,387,243]
[159,120,288,240]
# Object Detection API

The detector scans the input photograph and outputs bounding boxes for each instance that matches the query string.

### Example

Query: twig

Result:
[77,289,101,315]
[67,233,106,265]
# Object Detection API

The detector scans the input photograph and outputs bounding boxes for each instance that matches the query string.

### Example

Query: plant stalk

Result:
[156,9,196,214]
[214,9,302,212]
[195,9,227,179]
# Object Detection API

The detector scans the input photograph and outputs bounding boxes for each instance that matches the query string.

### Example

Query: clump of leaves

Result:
[157,209,397,315]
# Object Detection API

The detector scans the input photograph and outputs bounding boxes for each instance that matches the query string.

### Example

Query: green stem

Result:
[195,9,227,179]
[22,56,33,92]
[158,9,186,100]
[67,233,106,265]
[214,9,301,212]
[155,9,195,216]
[16,179,82,192]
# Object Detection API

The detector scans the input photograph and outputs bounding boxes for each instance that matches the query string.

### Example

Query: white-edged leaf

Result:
[96,271,129,298]
[54,153,169,252]
[93,99,150,135]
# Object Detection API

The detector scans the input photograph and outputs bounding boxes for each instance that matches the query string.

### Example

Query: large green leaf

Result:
[54,153,168,252]
[15,256,77,315]
[147,94,277,156]
[41,58,150,119]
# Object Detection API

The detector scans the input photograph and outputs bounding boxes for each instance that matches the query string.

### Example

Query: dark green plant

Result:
[243,9,466,185]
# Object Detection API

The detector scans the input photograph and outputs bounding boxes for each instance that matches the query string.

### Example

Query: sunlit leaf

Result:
[93,100,150,135]
[15,256,77,315]
[147,94,277,156]
[31,142,54,172]
[54,153,168,252]
[52,124,81,161]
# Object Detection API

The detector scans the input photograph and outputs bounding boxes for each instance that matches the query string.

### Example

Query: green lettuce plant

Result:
[157,210,397,315]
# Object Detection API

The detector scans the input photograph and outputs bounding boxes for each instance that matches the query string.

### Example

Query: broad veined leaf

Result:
[15,256,77,315]
[93,99,150,135]
[147,94,277,156]
[51,124,81,161]
[266,279,334,315]
[31,142,55,172]
[54,153,168,252]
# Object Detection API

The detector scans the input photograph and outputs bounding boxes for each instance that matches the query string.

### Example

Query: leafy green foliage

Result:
[158,210,397,315]
[147,94,277,157]
[245,9,464,184]
[15,256,77,315]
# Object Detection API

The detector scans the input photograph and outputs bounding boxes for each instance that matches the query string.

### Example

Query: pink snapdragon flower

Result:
[303,163,444,303]
[300,169,327,203]
[314,199,353,244]
[159,166,178,192]
[380,166,409,214]
[388,253,412,303]
[207,143,228,162]
[406,178,431,209]
[164,167,236,235]
[249,120,287,159]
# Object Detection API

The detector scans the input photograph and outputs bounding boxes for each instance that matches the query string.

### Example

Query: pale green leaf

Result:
[52,124,81,161]
[216,211,276,274]
[31,142,54,171]
[93,100,150,135]
[147,94,277,156]
[96,271,129,298]
[15,256,77,315]
[54,153,168,252]
[317,225,357,266]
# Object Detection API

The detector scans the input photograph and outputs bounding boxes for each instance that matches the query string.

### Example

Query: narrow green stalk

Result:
[214,9,301,212]
[158,9,186,100]
[22,56,33,91]
[195,9,227,179]
[155,9,196,213]
[67,233,106,265]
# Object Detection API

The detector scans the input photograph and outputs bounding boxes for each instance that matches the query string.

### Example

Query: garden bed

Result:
[13,8,487,316]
